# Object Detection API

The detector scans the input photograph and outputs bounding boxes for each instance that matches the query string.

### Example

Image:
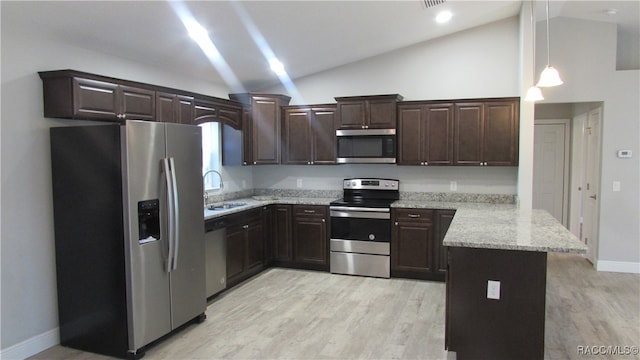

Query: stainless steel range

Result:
[329,178,399,278]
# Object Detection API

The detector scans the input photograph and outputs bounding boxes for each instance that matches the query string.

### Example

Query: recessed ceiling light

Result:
[185,20,210,44]
[269,59,286,76]
[436,10,453,24]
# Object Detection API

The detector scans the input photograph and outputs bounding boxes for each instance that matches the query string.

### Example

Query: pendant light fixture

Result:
[537,0,563,87]
[525,0,543,101]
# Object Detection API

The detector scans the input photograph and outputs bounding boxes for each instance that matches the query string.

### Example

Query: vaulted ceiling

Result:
[2,1,638,91]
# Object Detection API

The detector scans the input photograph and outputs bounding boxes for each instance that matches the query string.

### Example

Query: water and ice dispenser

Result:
[138,199,160,244]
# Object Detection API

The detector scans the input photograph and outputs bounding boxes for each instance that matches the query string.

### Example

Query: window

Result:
[200,122,222,190]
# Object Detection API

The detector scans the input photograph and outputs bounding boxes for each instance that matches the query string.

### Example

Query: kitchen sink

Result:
[207,202,248,211]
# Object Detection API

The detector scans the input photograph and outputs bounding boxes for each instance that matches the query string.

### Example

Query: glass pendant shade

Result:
[537,65,563,87]
[525,86,544,102]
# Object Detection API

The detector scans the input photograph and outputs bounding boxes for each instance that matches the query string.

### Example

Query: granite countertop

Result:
[204,195,587,254]
[203,196,337,220]
[443,207,587,254]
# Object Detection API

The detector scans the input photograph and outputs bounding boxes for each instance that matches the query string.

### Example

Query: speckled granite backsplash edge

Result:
[206,188,516,205]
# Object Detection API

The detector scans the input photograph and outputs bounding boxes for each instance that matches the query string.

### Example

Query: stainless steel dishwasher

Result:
[205,218,227,298]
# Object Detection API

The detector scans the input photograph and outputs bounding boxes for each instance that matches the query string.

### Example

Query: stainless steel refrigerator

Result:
[50,120,206,359]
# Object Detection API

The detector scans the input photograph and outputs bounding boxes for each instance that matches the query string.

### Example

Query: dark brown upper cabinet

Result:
[453,98,519,166]
[193,98,242,130]
[40,74,155,122]
[335,94,403,130]
[229,93,291,165]
[156,92,194,124]
[398,102,454,166]
[39,70,242,127]
[282,105,337,165]
[221,108,252,166]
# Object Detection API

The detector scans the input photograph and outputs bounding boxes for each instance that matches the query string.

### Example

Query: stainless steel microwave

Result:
[335,129,396,164]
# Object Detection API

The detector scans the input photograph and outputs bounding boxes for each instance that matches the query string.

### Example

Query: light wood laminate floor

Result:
[30,253,639,360]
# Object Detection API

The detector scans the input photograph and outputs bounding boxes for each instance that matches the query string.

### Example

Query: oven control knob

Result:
[345,182,350,188]
[351,181,357,187]
[369,234,375,240]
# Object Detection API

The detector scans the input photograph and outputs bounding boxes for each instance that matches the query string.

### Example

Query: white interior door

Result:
[533,120,570,225]
[582,108,602,265]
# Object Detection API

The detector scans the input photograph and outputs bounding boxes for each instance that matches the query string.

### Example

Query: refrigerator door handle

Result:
[162,158,175,273]
[169,157,180,271]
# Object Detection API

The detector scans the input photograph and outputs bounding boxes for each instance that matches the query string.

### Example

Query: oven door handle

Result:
[330,209,390,219]
[329,206,390,213]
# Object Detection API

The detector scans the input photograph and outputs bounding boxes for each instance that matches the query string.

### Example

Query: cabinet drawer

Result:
[394,208,434,222]
[294,205,327,217]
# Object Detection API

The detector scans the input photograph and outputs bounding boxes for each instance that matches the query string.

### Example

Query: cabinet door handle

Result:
[304,210,315,214]
[242,224,249,229]
[408,214,421,218]
[394,221,399,226]
[425,161,428,166]
[484,162,488,166]
[322,218,325,223]
[253,161,257,165]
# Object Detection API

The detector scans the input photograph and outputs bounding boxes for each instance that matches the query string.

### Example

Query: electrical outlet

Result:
[487,280,501,300]
[297,178,303,188]
[612,181,621,192]
[450,181,457,191]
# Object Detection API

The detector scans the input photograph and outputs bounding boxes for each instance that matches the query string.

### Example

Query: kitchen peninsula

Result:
[442,207,587,360]
[206,196,587,360]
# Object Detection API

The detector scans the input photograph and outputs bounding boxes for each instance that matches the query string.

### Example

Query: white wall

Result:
[262,17,521,196]
[535,17,640,268]
[265,17,520,104]
[0,16,243,355]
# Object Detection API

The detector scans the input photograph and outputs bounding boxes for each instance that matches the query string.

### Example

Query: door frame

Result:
[533,119,571,226]
[582,107,603,265]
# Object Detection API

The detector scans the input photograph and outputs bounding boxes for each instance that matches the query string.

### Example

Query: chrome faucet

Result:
[203,170,224,204]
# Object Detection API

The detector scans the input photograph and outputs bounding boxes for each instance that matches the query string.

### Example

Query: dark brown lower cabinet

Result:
[446,247,547,359]
[225,204,330,288]
[272,204,293,263]
[391,208,455,281]
[391,208,434,279]
[225,223,246,287]
[225,209,264,288]
[262,206,274,266]
[245,215,264,272]
[292,205,329,270]
[435,209,456,276]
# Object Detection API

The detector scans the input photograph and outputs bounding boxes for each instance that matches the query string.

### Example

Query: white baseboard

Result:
[597,260,640,274]
[0,327,59,360]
